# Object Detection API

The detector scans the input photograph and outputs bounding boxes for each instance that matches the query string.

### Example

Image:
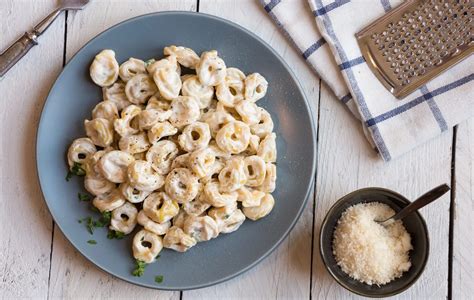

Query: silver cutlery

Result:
[0,0,90,77]
[376,183,450,226]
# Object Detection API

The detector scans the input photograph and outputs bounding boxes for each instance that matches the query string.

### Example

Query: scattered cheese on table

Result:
[332,202,413,286]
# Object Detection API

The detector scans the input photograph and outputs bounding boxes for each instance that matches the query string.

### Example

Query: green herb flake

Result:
[155,255,161,260]
[94,211,112,228]
[78,192,90,202]
[66,162,86,181]
[87,240,97,245]
[107,230,125,240]
[154,275,164,283]
[145,59,156,67]
[85,217,94,234]
[224,214,230,219]
[132,260,147,277]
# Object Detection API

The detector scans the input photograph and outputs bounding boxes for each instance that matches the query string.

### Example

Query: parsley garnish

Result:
[132,259,147,277]
[84,217,94,234]
[66,162,86,181]
[78,192,90,202]
[154,275,164,283]
[87,240,97,245]
[94,211,111,228]
[145,59,156,67]
[80,211,111,234]
[224,214,230,219]
[107,230,125,240]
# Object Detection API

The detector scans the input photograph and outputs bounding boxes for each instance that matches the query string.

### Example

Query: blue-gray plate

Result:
[36,11,316,290]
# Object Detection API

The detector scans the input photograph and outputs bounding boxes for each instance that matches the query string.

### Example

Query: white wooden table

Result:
[1,1,472,299]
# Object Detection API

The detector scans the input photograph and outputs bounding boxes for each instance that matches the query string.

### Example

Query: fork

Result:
[0,0,90,77]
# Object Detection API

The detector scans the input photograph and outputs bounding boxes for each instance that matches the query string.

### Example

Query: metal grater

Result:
[356,0,473,99]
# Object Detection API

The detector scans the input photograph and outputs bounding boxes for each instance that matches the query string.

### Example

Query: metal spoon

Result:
[0,0,90,77]
[376,183,450,226]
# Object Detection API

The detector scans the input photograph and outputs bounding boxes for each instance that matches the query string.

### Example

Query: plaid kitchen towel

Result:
[261,0,474,161]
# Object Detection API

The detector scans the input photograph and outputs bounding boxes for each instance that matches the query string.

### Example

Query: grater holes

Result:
[365,0,472,87]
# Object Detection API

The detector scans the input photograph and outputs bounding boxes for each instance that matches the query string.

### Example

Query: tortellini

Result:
[137,210,171,235]
[118,132,150,154]
[143,192,180,224]
[181,75,214,109]
[92,189,126,212]
[98,150,135,183]
[132,229,163,263]
[84,118,114,147]
[215,121,251,154]
[244,73,268,102]
[165,168,200,203]
[169,96,201,127]
[67,47,277,262]
[257,133,277,163]
[84,150,115,196]
[250,107,274,138]
[218,156,247,192]
[147,121,178,144]
[114,104,141,137]
[164,45,200,69]
[153,66,182,100]
[178,122,211,152]
[127,160,164,192]
[67,137,96,169]
[208,203,246,234]
[163,226,197,252]
[243,194,275,221]
[103,81,131,111]
[119,58,146,82]
[196,50,226,86]
[90,50,119,87]
[110,202,138,234]
[125,74,157,104]
[119,182,150,203]
[146,140,179,175]
[183,215,219,242]
[92,101,119,122]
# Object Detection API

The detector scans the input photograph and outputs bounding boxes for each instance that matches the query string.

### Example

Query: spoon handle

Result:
[391,184,450,222]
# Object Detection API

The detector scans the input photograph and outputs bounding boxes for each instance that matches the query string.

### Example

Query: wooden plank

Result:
[184,0,319,298]
[312,83,453,299]
[48,1,195,298]
[0,0,65,298]
[452,119,474,298]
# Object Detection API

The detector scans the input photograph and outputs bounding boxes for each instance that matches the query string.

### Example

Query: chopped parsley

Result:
[94,211,111,228]
[66,162,86,181]
[132,259,147,277]
[107,230,125,240]
[145,59,156,67]
[78,192,90,202]
[80,211,112,234]
[154,275,164,283]
[87,240,97,245]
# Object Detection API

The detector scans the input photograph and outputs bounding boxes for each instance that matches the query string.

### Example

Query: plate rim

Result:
[35,10,317,290]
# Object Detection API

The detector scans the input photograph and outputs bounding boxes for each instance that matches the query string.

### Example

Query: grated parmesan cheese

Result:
[332,202,412,286]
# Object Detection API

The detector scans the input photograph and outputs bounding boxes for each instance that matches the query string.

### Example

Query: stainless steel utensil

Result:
[376,183,450,226]
[0,0,90,77]
[356,0,473,99]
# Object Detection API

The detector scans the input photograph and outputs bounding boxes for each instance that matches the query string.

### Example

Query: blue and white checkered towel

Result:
[261,0,473,161]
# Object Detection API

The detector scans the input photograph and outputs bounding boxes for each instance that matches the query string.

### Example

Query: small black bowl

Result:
[319,187,429,298]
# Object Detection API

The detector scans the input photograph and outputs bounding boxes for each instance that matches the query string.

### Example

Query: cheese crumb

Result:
[332,202,412,285]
